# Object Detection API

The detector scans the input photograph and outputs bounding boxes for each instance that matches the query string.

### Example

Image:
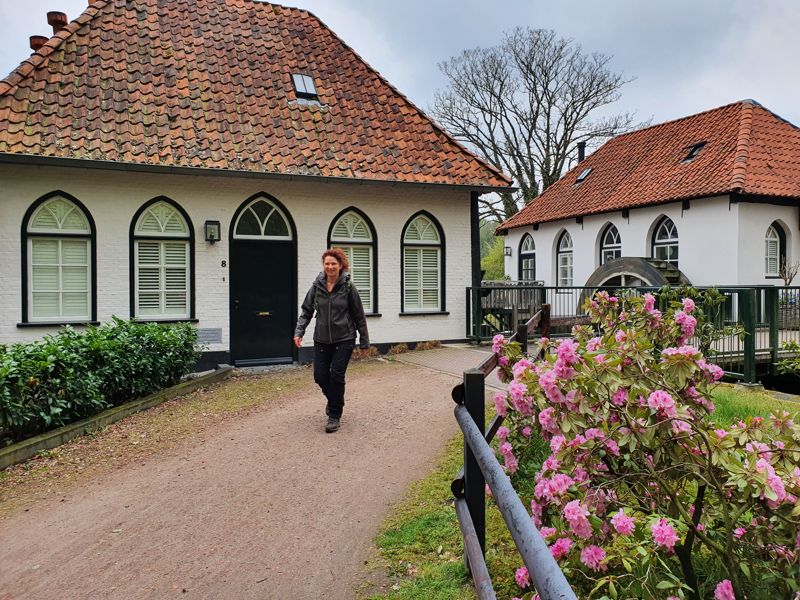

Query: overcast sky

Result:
[1,0,799,129]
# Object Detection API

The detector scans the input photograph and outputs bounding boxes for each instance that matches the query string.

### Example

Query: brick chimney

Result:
[577,141,586,163]
[30,35,49,51]
[47,11,68,35]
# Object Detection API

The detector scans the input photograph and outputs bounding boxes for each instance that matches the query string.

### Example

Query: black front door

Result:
[230,240,295,365]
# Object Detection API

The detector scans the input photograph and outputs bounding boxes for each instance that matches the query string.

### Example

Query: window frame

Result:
[556,230,574,287]
[651,216,679,267]
[518,233,536,282]
[765,222,787,277]
[400,211,446,314]
[291,73,319,101]
[129,197,195,321]
[599,223,622,265]
[20,191,97,325]
[327,207,378,314]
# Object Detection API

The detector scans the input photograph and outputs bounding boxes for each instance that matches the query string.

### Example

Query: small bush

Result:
[388,343,409,355]
[351,345,379,361]
[0,319,200,444]
[414,340,442,351]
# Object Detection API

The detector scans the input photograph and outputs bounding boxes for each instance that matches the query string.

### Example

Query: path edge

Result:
[0,366,235,470]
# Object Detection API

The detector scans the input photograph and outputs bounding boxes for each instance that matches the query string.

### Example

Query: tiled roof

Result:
[498,100,800,232]
[0,0,511,189]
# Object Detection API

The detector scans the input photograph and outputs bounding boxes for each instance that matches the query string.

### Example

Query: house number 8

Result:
[221,260,227,267]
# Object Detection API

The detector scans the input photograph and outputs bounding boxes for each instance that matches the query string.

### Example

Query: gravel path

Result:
[0,360,461,600]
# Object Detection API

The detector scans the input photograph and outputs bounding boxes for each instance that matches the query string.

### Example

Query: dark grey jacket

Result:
[294,272,369,346]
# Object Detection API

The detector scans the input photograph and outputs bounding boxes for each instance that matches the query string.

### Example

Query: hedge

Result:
[0,319,200,445]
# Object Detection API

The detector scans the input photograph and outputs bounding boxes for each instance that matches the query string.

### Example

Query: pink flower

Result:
[611,388,628,406]
[521,426,532,438]
[682,297,696,313]
[586,336,602,351]
[715,429,728,439]
[674,310,697,340]
[647,390,677,418]
[564,500,593,539]
[580,545,607,571]
[734,527,746,539]
[672,419,692,435]
[538,407,559,434]
[604,439,621,456]
[498,355,510,367]
[493,392,508,417]
[556,338,580,365]
[514,566,530,589]
[539,526,557,539]
[497,426,510,441]
[550,537,573,559]
[643,293,656,313]
[508,381,527,403]
[611,509,635,536]
[651,518,679,551]
[714,579,735,600]
[492,333,507,353]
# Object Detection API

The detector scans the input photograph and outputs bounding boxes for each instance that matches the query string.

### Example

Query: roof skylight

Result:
[575,167,592,184]
[682,141,706,162]
[292,73,318,101]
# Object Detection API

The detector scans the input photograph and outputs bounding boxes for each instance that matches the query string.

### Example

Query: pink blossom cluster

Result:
[491,333,508,354]
[647,390,677,418]
[651,518,680,551]
[674,309,697,343]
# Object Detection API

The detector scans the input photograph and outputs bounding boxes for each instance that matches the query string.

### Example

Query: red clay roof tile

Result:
[0,0,510,189]
[498,100,800,232]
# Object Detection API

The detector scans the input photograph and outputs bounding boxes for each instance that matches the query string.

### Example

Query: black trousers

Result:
[313,340,355,419]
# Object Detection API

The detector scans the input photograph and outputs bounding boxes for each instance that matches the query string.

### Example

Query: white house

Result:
[0,0,511,368]
[497,100,800,294]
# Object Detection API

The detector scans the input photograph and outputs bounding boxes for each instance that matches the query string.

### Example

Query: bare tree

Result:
[431,28,643,221]
[779,257,800,287]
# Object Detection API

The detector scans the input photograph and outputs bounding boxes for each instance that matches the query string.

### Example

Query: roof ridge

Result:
[293,4,512,185]
[611,99,752,142]
[730,101,754,191]
[0,0,110,97]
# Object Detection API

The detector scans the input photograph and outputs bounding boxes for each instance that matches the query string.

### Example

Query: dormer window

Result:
[292,73,318,101]
[575,167,592,184]
[682,141,706,162]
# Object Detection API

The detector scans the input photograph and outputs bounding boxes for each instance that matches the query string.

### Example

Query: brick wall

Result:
[0,164,473,353]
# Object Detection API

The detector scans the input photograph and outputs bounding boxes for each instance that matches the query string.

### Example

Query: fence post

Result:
[766,286,779,372]
[516,323,528,354]
[741,289,757,384]
[474,288,483,344]
[463,369,486,572]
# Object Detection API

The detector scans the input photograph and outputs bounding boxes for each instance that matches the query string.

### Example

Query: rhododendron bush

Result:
[493,291,800,600]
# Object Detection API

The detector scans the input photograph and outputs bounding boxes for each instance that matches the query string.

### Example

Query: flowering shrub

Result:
[494,291,800,599]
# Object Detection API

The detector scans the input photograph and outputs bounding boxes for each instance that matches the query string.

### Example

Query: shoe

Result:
[325,417,340,433]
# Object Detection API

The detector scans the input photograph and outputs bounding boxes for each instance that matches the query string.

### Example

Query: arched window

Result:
[328,209,377,312]
[600,224,621,265]
[652,217,679,266]
[402,212,444,312]
[765,222,786,277]
[132,199,193,319]
[518,234,536,281]
[232,197,292,240]
[23,192,95,322]
[556,231,573,287]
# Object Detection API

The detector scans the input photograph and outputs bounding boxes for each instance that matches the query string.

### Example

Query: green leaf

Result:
[656,580,675,590]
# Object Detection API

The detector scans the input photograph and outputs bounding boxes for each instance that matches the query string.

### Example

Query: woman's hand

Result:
[293,336,303,348]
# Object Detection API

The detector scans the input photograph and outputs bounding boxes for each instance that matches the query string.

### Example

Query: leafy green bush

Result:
[0,320,200,444]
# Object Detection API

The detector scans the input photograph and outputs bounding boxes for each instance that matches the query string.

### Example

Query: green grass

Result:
[711,384,799,427]
[363,385,800,599]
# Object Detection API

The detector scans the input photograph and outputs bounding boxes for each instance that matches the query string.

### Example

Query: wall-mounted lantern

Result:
[204,220,221,244]
[504,246,512,256]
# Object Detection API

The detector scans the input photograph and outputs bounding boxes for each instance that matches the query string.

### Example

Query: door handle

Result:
[233,300,240,310]
[256,311,271,317]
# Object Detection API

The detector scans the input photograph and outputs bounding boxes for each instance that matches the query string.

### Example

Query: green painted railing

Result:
[466,284,800,384]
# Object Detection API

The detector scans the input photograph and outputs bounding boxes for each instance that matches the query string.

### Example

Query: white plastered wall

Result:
[502,196,748,287]
[737,202,800,285]
[0,164,473,351]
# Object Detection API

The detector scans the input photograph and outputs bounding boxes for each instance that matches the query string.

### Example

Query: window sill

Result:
[765,275,782,280]
[133,318,199,324]
[399,311,450,317]
[365,313,382,318]
[18,320,100,328]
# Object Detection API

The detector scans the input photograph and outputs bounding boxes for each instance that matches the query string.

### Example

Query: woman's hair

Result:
[322,247,349,271]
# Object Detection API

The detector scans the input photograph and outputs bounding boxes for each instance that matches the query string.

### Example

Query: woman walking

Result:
[294,248,369,433]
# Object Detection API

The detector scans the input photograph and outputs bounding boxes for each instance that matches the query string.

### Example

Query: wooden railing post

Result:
[516,323,528,354]
[766,286,779,372]
[463,369,486,572]
[741,289,757,383]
